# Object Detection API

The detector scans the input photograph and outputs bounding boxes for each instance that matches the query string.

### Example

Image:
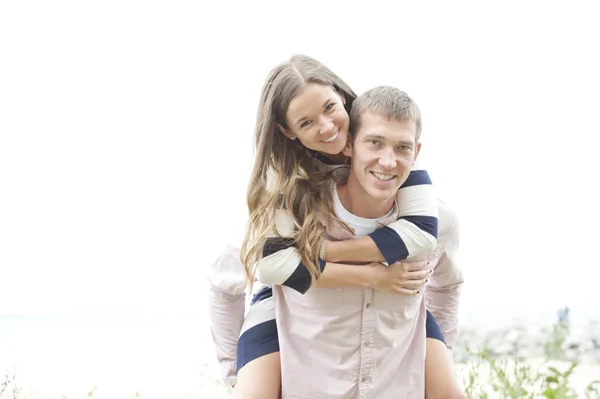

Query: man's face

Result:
[343,111,421,203]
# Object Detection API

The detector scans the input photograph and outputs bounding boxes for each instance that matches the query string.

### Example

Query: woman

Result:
[235,54,464,398]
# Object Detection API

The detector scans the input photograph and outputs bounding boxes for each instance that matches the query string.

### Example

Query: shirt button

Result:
[361,377,366,383]
[365,303,372,308]
[363,341,371,347]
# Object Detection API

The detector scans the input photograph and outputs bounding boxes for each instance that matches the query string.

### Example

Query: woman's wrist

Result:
[323,239,340,262]
[364,262,382,289]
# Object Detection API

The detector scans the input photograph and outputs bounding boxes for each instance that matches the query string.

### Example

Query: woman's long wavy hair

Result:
[241,54,357,291]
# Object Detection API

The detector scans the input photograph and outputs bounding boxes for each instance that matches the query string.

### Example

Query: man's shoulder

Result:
[436,198,460,239]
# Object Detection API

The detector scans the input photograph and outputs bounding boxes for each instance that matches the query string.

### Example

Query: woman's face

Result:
[280,83,350,155]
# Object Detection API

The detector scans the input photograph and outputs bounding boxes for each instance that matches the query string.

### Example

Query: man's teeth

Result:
[321,130,339,143]
[372,172,395,181]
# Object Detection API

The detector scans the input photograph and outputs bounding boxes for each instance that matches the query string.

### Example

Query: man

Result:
[208,87,464,398]
[270,86,461,398]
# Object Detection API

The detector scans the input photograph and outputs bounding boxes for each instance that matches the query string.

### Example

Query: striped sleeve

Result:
[368,167,439,264]
[255,209,325,294]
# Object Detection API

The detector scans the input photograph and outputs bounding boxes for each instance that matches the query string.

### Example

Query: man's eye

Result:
[370,140,381,146]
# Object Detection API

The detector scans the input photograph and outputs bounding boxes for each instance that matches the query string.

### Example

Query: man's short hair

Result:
[349,86,422,144]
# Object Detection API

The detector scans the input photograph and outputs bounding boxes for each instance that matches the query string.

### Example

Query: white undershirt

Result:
[332,184,394,238]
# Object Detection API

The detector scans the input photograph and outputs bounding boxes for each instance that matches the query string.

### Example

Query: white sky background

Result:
[1,1,598,319]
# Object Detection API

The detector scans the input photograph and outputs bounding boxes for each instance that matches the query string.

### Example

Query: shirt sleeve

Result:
[206,245,247,387]
[424,202,464,350]
[255,209,326,294]
[368,165,439,264]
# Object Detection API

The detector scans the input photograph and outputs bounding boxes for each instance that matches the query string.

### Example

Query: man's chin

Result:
[366,189,397,204]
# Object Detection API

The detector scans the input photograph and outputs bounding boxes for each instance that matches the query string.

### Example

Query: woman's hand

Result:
[368,260,431,295]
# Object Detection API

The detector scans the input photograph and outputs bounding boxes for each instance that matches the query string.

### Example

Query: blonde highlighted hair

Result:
[240,54,357,291]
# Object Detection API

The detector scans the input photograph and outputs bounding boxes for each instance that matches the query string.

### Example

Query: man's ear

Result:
[342,142,353,157]
[413,142,422,164]
[276,123,296,140]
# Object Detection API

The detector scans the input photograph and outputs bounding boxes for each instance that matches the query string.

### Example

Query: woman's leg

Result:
[233,288,282,399]
[424,310,466,399]
[234,352,281,399]
[425,338,466,399]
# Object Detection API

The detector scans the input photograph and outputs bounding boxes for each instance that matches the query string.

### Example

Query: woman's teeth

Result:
[321,130,339,143]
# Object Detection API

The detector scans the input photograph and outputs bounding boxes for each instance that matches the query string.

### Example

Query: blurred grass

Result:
[2,320,599,398]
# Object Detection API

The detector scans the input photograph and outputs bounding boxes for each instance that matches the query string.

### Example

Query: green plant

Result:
[460,319,599,398]
[586,380,600,399]
[0,368,22,399]
[544,321,571,361]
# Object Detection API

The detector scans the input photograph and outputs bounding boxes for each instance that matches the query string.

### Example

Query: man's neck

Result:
[337,177,395,219]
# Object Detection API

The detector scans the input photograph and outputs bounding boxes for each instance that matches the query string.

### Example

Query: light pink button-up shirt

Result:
[207,199,463,395]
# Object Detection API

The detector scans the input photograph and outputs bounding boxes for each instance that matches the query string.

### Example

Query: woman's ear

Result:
[276,123,296,140]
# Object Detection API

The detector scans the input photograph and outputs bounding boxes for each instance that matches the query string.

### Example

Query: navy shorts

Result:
[236,286,446,371]
[426,308,446,344]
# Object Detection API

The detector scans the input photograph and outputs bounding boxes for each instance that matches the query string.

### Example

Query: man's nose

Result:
[378,148,397,169]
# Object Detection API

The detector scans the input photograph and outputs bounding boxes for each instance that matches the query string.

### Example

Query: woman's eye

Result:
[324,103,335,112]
[301,120,312,129]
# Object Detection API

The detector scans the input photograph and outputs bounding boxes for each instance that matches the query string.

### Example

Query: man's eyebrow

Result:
[363,134,386,140]
[294,98,334,127]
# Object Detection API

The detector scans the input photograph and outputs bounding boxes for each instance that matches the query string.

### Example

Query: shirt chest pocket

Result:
[299,287,346,314]
[376,292,422,322]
